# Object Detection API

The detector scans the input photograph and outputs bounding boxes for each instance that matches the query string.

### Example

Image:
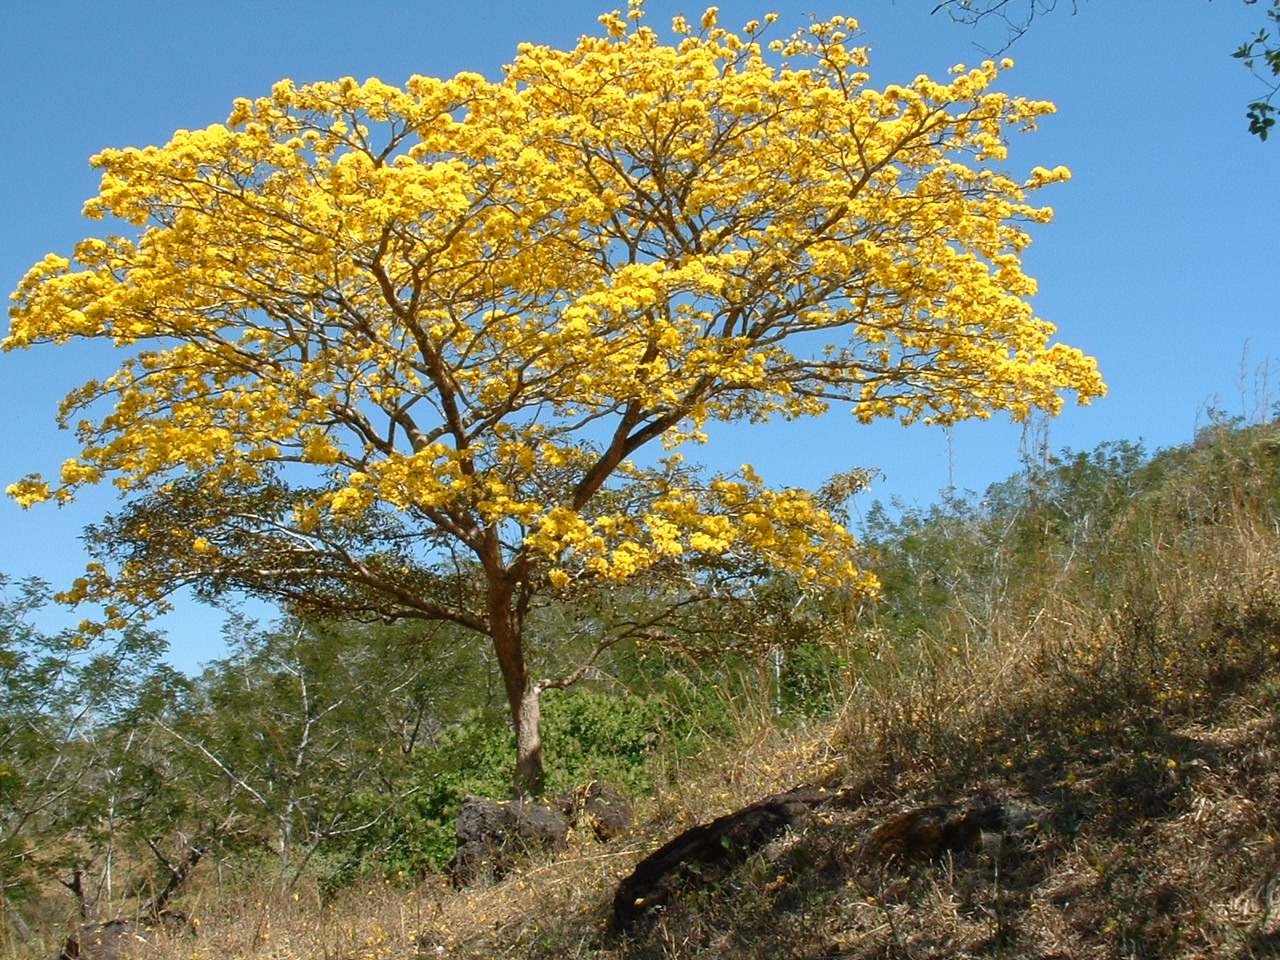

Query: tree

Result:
[0,576,184,929]
[158,618,434,895]
[5,7,1103,795]
[932,0,1080,46]
[933,0,1280,140]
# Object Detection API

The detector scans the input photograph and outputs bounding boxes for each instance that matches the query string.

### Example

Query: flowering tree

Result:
[5,7,1102,794]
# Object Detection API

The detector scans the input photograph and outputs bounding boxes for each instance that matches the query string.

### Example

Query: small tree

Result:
[5,7,1102,795]
[0,576,182,928]
[160,618,429,895]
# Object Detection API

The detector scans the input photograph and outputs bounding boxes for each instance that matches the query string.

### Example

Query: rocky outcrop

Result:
[57,913,192,960]
[448,781,636,886]
[610,784,1014,935]
[557,780,633,842]
[857,800,1006,864]
[612,785,845,933]
[447,795,570,885]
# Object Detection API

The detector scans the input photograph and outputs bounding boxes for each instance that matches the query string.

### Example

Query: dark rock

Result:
[612,785,840,934]
[558,780,634,841]
[448,795,569,885]
[857,801,1006,864]
[57,914,192,960]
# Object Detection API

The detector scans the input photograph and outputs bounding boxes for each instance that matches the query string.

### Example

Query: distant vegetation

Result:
[5,414,1280,957]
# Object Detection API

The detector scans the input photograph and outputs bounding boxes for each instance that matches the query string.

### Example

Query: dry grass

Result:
[12,427,1280,958]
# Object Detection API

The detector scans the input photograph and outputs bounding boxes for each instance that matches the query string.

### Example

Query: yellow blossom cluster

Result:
[526,463,877,591]
[5,3,1102,615]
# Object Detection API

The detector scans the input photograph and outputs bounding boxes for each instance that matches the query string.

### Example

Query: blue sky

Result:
[1,1,1277,672]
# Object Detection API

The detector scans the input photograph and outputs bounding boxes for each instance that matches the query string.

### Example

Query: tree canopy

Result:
[4,6,1103,794]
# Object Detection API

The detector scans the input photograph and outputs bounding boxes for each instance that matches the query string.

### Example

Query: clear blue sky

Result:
[1,1,1276,673]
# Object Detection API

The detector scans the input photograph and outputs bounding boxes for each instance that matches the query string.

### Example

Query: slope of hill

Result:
[425,420,1280,959]
[12,419,1280,959]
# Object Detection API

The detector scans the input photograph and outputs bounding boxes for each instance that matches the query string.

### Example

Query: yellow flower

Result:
[4,8,1100,783]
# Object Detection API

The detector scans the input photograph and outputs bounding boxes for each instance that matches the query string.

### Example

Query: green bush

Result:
[326,686,683,884]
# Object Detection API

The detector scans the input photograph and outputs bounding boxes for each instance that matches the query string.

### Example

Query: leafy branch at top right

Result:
[934,0,1280,140]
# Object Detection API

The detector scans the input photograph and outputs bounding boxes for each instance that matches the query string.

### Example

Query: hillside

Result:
[420,423,1280,960]
[9,418,1280,959]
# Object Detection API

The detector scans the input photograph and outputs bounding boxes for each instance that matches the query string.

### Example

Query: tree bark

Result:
[514,682,545,799]
[0,890,33,942]
[485,561,545,798]
[142,842,202,918]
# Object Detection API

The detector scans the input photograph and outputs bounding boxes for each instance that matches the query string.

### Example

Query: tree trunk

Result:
[514,682,545,798]
[0,890,33,941]
[142,843,202,918]
[486,566,546,798]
